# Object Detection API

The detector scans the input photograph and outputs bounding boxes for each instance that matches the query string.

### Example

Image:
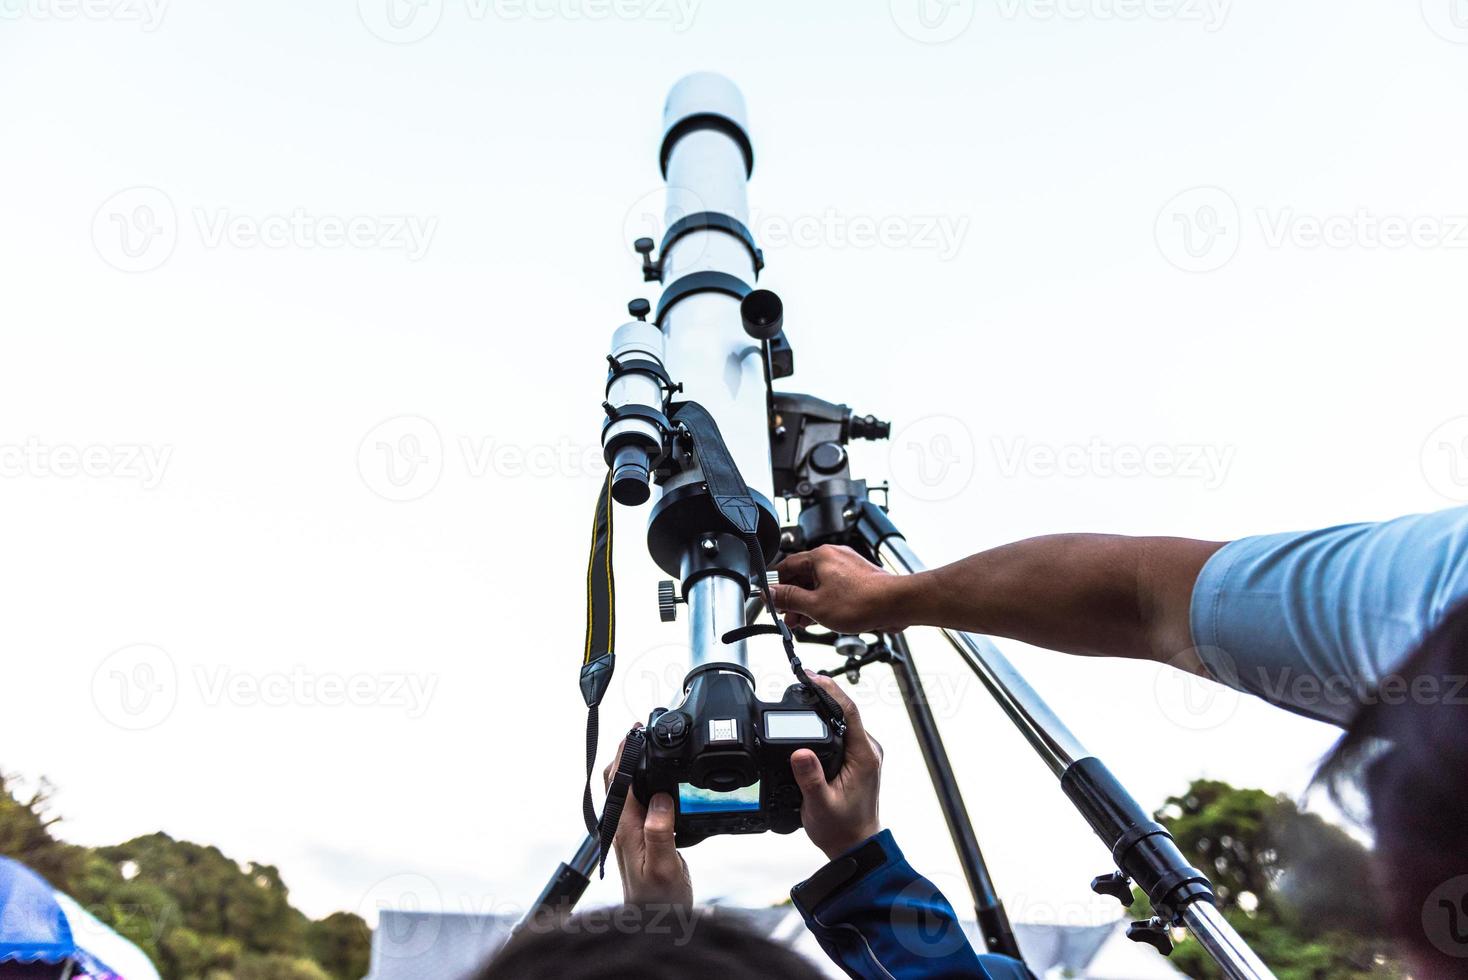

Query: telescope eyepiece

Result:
[847,413,891,441]
[611,445,653,506]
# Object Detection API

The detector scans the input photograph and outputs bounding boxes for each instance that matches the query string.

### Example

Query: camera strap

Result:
[669,401,847,738]
[577,472,639,877]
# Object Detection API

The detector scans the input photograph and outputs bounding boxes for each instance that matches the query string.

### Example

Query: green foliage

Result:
[1154,779,1404,980]
[220,953,334,980]
[93,834,310,961]
[1160,780,1280,912]
[307,913,373,980]
[0,776,91,888]
[3,770,1409,979]
[0,771,371,980]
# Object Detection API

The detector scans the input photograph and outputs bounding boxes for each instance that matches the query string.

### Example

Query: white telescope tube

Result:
[658,73,771,502]
[656,73,772,669]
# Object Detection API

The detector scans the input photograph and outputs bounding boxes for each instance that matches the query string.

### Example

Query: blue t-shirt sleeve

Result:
[791,831,1031,979]
[1189,506,1468,725]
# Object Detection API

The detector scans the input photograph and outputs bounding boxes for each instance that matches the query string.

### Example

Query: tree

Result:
[1159,780,1281,912]
[1145,780,1405,980]
[0,773,90,888]
[94,835,310,960]
[307,912,372,980]
[224,954,333,980]
[0,770,372,980]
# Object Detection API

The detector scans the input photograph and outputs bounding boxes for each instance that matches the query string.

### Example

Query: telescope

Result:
[532,73,1277,980]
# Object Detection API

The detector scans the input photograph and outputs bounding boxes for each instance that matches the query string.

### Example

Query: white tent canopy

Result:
[51,894,160,980]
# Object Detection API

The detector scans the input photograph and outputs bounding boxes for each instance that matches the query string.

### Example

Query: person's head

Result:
[474,905,826,980]
[1317,596,1468,975]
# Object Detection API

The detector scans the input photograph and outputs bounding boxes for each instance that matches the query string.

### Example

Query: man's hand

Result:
[772,545,912,634]
[790,672,883,860]
[603,731,693,907]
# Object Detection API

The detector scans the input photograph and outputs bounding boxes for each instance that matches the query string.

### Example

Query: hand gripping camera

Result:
[633,663,843,847]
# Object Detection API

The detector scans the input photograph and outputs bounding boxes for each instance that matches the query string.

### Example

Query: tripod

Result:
[526,72,1276,980]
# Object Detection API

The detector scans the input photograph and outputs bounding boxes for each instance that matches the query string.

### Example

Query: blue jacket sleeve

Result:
[790,831,1031,980]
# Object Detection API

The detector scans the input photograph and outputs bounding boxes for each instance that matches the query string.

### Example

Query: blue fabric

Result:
[0,855,75,964]
[792,831,1031,980]
[1190,505,1468,725]
[0,857,116,977]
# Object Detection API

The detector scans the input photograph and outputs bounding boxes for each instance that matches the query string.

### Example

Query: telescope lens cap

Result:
[740,289,783,340]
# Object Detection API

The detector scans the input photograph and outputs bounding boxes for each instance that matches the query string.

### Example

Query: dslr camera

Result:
[632,663,844,846]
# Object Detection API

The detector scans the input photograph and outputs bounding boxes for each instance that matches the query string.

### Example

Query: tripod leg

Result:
[517,834,600,934]
[884,631,1023,963]
[862,510,1275,980]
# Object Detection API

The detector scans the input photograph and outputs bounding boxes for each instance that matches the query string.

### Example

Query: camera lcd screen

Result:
[764,710,827,740]
[678,781,761,814]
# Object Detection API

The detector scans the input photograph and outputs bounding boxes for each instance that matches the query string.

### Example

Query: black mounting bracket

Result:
[634,211,765,284]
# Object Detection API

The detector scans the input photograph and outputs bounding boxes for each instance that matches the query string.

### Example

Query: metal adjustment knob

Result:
[1126,917,1174,956]
[748,570,779,597]
[627,298,651,322]
[657,580,678,622]
[809,441,847,475]
[634,239,659,282]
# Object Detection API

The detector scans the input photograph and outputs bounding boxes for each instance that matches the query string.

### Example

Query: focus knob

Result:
[658,580,678,622]
[809,441,847,475]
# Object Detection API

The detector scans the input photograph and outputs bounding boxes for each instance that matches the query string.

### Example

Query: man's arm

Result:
[771,536,1227,673]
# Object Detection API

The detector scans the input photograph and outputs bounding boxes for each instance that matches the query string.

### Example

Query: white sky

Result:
[2,0,1466,934]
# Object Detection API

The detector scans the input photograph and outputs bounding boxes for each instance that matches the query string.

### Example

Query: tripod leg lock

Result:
[1060,757,1214,927]
[1090,870,1134,906]
[1127,916,1175,956]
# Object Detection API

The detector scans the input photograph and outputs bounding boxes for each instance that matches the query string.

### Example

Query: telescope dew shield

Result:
[656,73,774,506]
[650,73,779,672]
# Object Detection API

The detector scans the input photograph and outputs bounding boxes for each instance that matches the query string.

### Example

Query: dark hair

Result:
[473,905,826,980]
[1316,596,1468,972]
